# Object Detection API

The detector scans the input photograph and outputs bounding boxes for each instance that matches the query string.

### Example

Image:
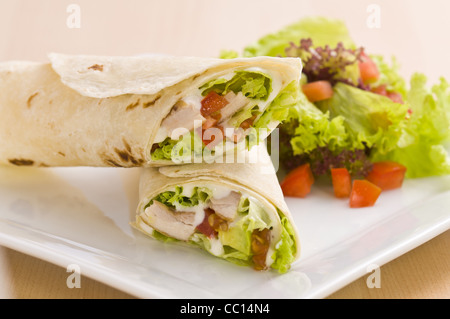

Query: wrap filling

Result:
[150,69,298,162]
[135,183,297,273]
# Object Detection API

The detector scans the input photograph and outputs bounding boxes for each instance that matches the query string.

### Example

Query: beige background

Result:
[0,0,449,299]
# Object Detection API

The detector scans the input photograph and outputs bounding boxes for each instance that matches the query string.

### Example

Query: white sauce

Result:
[209,237,225,256]
[182,95,203,111]
[265,247,275,268]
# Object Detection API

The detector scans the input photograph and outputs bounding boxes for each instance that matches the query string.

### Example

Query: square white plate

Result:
[0,165,449,298]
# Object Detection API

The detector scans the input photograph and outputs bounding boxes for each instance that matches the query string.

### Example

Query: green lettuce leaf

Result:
[372,74,450,177]
[316,83,408,155]
[200,70,272,101]
[228,104,259,128]
[270,214,297,274]
[151,186,212,210]
[151,138,178,161]
[219,197,271,256]
[254,80,300,129]
[152,230,179,243]
[151,132,204,162]
[243,17,355,58]
[219,50,239,59]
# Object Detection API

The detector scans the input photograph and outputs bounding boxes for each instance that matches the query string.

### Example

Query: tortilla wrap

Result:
[134,147,300,272]
[0,54,301,168]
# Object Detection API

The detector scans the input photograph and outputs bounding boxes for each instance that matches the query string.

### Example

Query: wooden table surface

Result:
[0,0,449,299]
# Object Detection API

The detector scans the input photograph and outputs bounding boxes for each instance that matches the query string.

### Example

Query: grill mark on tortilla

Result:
[192,70,208,82]
[58,152,66,157]
[9,159,34,166]
[88,64,104,72]
[104,158,124,167]
[114,146,140,166]
[27,92,39,108]
[129,156,139,165]
[126,99,140,111]
[122,138,132,153]
[115,148,130,162]
[143,95,161,108]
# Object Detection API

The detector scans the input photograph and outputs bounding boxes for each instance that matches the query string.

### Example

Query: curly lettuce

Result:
[316,83,408,155]
[372,74,450,177]
[243,16,355,58]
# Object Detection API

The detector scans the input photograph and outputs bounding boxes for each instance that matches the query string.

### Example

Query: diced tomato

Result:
[281,163,315,198]
[386,92,404,104]
[349,180,382,208]
[200,91,229,117]
[366,161,407,190]
[302,81,334,103]
[202,125,224,149]
[240,115,257,130]
[331,168,352,198]
[202,116,218,130]
[359,52,380,84]
[371,84,404,104]
[196,208,217,238]
[371,84,387,96]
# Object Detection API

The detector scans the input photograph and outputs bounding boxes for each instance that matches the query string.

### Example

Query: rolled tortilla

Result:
[133,148,300,273]
[0,54,301,168]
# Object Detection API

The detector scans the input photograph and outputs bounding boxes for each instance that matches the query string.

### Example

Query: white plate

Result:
[0,165,449,298]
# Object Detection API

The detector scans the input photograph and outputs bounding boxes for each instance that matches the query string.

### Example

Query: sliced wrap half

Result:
[0,54,301,167]
[133,148,300,273]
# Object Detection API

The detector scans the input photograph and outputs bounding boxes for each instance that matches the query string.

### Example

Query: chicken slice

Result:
[220,92,249,122]
[209,191,241,221]
[161,100,205,140]
[144,201,196,241]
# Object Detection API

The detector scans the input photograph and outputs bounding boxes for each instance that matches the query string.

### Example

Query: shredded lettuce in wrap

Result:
[200,70,272,101]
[151,74,301,161]
[254,80,300,129]
[151,132,203,162]
[145,187,297,273]
[149,186,212,210]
